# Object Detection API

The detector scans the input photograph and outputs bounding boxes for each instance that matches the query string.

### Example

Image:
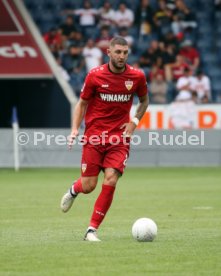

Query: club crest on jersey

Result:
[82,163,87,173]
[125,80,133,91]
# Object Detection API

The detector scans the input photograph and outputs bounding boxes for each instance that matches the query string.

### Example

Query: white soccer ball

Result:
[132,218,157,242]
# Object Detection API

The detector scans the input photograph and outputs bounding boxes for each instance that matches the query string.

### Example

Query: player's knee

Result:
[82,178,97,194]
[103,175,118,187]
[83,184,96,194]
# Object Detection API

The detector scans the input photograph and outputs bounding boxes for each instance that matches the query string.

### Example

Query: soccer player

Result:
[60,37,149,241]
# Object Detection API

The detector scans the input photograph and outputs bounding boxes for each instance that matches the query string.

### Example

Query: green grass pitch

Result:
[0,168,221,276]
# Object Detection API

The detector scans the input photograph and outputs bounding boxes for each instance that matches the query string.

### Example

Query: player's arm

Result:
[134,94,149,121]
[121,94,149,137]
[68,69,95,148]
[68,98,88,149]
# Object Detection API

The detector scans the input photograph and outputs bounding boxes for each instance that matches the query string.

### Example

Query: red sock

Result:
[89,184,115,229]
[72,178,84,194]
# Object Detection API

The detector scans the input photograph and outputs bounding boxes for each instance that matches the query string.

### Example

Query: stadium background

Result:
[1,0,221,128]
[0,1,221,276]
[0,0,221,167]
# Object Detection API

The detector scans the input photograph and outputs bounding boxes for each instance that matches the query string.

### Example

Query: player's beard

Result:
[111,58,126,70]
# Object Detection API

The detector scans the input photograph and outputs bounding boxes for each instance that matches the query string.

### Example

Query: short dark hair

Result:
[110,36,128,47]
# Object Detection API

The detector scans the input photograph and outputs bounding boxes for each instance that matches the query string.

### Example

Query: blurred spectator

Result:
[201,95,210,104]
[64,1,98,28]
[215,0,221,10]
[62,44,86,97]
[43,28,62,50]
[154,0,168,22]
[139,40,162,69]
[131,62,144,71]
[82,39,103,72]
[157,41,175,65]
[150,73,168,103]
[179,40,200,71]
[163,44,177,66]
[139,47,153,69]
[114,3,134,28]
[166,54,189,81]
[153,0,173,35]
[162,31,179,50]
[168,90,196,129]
[135,0,154,37]
[98,1,115,27]
[176,67,194,92]
[36,0,205,103]
[166,0,176,10]
[62,44,85,74]
[68,30,85,48]
[149,57,165,81]
[96,26,113,54]
[59,15,77,37]
[171,14,184,39]
[116,27,134,50]
[191,69,211,103]
[174,0,197,31]
[191,90,198,104]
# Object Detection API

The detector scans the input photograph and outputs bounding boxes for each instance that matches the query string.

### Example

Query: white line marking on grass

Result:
[193,206,213,210]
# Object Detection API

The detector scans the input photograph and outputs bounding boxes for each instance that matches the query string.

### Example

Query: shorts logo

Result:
[82,163,87,173]
[125,80,133,91]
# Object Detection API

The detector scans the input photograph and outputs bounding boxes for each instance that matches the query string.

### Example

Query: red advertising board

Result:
[0,0,53,78]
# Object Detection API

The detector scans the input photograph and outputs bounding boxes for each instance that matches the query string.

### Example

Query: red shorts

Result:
[81,143,130,177]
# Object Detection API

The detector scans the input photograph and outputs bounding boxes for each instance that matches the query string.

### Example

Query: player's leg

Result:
[84,168,120,242]
[84,144,129,241]
[60,144,103,212]
[60,176,98,213]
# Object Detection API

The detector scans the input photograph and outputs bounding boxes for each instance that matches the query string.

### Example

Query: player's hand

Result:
[120,122,136,138]
[68,129,79,150]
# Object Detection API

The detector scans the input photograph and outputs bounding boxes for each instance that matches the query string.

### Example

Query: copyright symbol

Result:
[16,132,29,145]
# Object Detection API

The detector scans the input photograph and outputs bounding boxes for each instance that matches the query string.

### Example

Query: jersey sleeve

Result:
[136,71,148,97]
[80,71,95,101]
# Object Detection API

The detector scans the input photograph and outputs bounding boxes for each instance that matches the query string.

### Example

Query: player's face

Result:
[108,44,129,71]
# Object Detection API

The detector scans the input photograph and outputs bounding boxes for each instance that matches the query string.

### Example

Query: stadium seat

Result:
[134,41,149,56]
[211,80,221,101]
[215,39,221,48]
[205,66,221,78]
[196,12,210,20]
[83,27,100,40]
[215,25,221,34]
[149,0,158,10]
[196,0,215,12]
[89,0,103,8]
[215,11,221,20]
[197,26,213,35]
[201,53,217,63]
[216,48,221,62]
[61,0,76,9]
[184,0,197,10]
[107,0,121,9]
[125,0,140,10]
[196,39,212,49]
[128,26,140,40]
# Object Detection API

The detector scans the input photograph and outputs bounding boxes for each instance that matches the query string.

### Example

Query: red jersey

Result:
[172,63,189,80]
[179,47,199,65]
[80,63,148,140]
